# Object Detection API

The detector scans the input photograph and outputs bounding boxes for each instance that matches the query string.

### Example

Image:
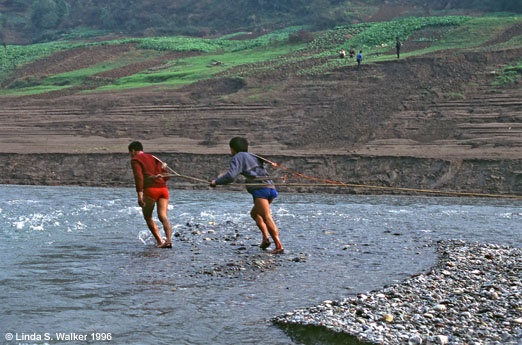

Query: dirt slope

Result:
[0,47,521,160]
[0,31,521,194]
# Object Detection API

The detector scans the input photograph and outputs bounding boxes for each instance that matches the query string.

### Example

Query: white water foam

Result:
[138,230,153,244]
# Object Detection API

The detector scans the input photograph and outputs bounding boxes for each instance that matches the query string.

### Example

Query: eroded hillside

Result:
[0,17,521,195]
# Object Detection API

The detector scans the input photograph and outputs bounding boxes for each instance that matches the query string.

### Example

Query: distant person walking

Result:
[356,50,363,69]
[396,36,401,59]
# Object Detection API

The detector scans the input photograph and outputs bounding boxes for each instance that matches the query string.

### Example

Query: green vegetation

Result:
[1,15,521,96]
[428,16,521,50]
[36,27,109,42]
[1,0,521,45]
[1,41,86,76]
[492,61,522,87]
[30,0,69,30]
[0,0,373,44]
[443,92,466,100]
[136,26,304,52]
[347,16,471,49]
[296,16,474,76]
[97,41,305,90]
[302,16,464,52]
[0,27,301,78]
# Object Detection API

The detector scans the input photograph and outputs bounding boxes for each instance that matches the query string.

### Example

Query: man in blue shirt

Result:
[356,50,363,69]
[210,137,284,254]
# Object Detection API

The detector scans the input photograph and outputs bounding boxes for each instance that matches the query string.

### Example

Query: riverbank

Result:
[273,240,522,344]
[2,153,522,197]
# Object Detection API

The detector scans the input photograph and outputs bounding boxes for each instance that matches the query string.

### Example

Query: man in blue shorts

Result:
[210,137,284,254]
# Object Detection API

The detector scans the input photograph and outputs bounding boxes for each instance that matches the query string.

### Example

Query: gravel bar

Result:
[273,240,522,344]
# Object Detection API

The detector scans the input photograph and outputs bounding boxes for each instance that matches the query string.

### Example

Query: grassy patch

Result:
[135,26,304,53]
[492,61,522,87]
[443,92,465,100]
[0,84,71,96]
[429,16,520,50]
[96,42,305,90]
[346,16,471,50]
[498,34,522,48]
[2,49,164,94]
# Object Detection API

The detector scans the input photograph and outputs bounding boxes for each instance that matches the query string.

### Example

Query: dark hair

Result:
[229,137,248,152]
[128,141,143,152]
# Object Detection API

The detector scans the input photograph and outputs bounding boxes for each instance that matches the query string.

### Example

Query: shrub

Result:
[289,30,314,43]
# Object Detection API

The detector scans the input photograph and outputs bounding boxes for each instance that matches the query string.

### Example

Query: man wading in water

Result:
[129,141,173,248]
[210,137,284,254]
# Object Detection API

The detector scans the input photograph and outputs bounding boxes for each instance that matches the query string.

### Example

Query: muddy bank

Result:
[2,153,521,196]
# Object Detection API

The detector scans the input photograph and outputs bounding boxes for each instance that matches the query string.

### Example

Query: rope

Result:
[250,153,347,186]
[150,154,522,200]
[150,155,210,184]
[250,153,522,200]
[163,173,210,184]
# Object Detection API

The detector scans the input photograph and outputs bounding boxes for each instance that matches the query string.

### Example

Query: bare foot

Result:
[259,239,271,250]
[157,242,172,248]
[269,248,284,254]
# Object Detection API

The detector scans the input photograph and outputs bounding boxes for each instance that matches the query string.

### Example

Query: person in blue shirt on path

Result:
[356,50,363,69]
[210,137,284,254]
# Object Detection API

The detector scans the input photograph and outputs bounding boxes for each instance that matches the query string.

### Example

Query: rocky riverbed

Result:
[273,240,522,345]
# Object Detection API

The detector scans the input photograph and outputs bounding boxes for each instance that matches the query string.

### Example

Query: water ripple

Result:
[0,186,520,345]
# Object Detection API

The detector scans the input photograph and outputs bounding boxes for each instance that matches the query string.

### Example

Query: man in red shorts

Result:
[128,141,173,248]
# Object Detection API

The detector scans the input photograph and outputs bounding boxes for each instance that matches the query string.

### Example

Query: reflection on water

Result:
[0,185,520,344]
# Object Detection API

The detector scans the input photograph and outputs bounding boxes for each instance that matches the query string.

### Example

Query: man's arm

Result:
[131,160,145,207]
[210,156,242,187]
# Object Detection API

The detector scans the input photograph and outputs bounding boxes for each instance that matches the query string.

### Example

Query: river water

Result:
[0,185,520,345]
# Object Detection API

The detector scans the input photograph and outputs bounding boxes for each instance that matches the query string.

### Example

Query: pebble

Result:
[434,335,449,344]
[434,304,447,312]
[272,240,522,345]
[382,314,393,323]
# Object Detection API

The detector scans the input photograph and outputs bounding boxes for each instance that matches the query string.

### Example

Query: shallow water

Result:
[0,185,520,345]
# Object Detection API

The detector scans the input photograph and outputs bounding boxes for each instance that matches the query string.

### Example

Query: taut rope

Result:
[150,154,522,200]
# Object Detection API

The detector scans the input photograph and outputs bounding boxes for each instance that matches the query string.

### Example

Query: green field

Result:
[1,15,521,96]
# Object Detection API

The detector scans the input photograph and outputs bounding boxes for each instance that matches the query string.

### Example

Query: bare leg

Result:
[251,205,270,249]
[142,197,163,246]
[156,198,172,248]
[252,198,283,253]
